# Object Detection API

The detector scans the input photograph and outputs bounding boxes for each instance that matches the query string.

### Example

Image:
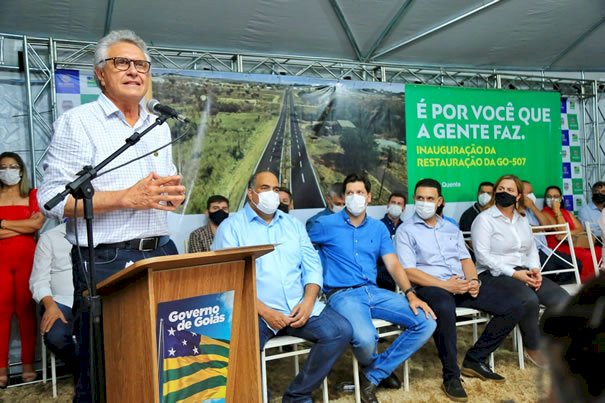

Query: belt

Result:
[325,284,364,299]
[95,236,170,251]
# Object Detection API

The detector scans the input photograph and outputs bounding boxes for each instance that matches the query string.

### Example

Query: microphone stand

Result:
[44,115,169,403]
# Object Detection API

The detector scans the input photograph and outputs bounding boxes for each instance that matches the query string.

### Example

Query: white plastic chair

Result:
[41,341,57,398]
[261,335,329,403]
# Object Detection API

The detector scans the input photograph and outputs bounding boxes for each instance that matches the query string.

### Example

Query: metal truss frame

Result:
[1,33,603,198]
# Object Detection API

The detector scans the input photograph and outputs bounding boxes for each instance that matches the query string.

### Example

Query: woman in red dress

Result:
[0,152,45,387]
[542,185,602,283]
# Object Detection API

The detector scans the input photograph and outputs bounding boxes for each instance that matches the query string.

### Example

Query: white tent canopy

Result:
[1,0,604,72]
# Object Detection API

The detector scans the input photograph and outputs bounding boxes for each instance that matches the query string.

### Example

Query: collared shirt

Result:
[29,224,74,307]
[308,209,394,292]
[305,208,332,232]
[38,94,177,247]
[395,214,470,281]
[525,209,552,255]
[380,214,403,237]
[187,224,214,253]
[471,205,540,277]
[578,201,602,237]
[212,204,324,323]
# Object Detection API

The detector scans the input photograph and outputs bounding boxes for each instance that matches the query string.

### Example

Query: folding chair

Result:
[261,335,329,403]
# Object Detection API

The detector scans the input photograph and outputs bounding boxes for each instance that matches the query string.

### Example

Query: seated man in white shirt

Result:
[29,223,76,374]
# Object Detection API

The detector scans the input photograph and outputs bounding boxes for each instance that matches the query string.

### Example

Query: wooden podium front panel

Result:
[103,274,155,402]
[152,260,260,403]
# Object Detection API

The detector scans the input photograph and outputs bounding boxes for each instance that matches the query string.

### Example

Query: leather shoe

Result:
[378,372,401,389]
[360,373,379,403]
[442,378,468,402]
[461,359,505,382]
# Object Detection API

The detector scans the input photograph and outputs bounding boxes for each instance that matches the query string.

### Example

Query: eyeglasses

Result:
[0,165,20,170]
[101,57,151,73]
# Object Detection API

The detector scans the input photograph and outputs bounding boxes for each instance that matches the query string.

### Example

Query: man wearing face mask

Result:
[187,195,229,253]
[305,183,344,232]
[396,179,521,401]
[578,181,605,241]
[309,173,436,403]
[212,171,352,403]
[522,180,581,284]
[376,192,407,291]
[459,182,494,232]
[278,189,294,213]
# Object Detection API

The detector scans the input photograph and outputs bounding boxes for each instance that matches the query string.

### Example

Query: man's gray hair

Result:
[327,182,344,198]
[93,30,150,87]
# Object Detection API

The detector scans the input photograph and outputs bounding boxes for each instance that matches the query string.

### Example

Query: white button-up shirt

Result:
[38,94,177,246]
[471,205,540,277]
[29,224,74,307]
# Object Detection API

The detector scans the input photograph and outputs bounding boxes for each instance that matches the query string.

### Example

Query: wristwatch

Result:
[469,278,482,286]
[403,286,416,296]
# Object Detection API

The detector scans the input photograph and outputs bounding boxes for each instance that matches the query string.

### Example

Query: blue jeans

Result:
[327,285,436,385]
[71,240,178,403]
[479,271,570,350]
[41,302,77,375]
[259,306,352,403]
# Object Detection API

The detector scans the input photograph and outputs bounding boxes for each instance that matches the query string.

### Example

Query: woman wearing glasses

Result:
[0,152,45,387]
[542,185,601,282]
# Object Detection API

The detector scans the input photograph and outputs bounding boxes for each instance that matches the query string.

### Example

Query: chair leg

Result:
[321,377,329,403]
[516,326,525,370]
[353,355,361,403]
[42,341,47,384]
[489,352,495,371]
[261,350,268,403]
[403,359,409,392]
[51,353,57,398]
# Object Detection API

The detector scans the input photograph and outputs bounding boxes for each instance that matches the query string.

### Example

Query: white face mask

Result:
[545,197,561,209]
[415,200,436,220]
[0,169,21,186]
[526,192,537,204]
[386,204,403,218]
[345,194,367,217]
[477,192,492,207]
[330,204,344,214]
[252,190,280,215]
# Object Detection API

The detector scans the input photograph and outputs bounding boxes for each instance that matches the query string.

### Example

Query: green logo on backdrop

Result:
[567,114,579,130]
[570,146,582,163]
[405,85,562,201]
[572,179,583,195]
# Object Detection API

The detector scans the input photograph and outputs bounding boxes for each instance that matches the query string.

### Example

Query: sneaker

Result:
[461,359,505,382]
[442,378,468,402]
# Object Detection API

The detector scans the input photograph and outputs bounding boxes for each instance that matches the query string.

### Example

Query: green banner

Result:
[405,85,562,201]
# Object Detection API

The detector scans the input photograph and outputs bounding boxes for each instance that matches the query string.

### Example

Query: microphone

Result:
[146,99,190,123]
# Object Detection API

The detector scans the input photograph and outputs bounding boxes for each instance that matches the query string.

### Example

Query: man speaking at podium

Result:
[38,30,185,402]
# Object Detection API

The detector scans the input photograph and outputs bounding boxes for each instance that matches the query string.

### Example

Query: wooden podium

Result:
[96,245,274,402]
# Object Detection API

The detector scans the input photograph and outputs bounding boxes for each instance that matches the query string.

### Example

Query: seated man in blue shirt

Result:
[309,173,436,403]
[212,171,352,403]
[395,178,523,402]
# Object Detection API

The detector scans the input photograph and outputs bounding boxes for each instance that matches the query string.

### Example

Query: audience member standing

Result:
[0,151,44,387]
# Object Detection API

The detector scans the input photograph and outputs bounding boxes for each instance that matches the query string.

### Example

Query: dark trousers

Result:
[41,302,77,375]
[415,280,524,382]
[71,240,178,403]
[259,306,352,403]
[478,271,569,351]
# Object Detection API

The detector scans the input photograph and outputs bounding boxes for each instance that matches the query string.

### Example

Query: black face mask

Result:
[495,191,517,207]
[278,203,290,213]
[208,209,229,226]
[592,193,605,205]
